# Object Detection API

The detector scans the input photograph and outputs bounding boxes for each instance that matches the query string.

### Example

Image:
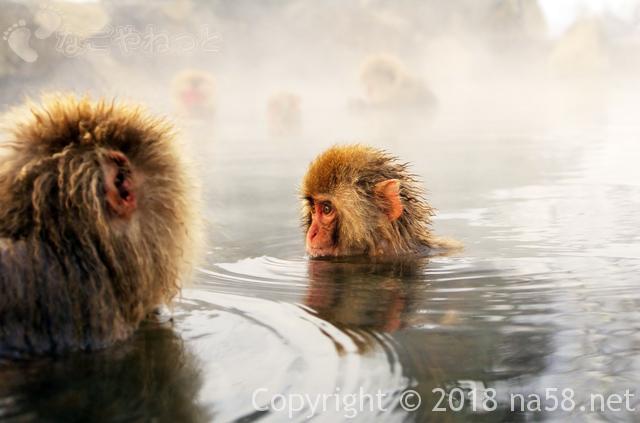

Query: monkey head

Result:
[360,55,406,105]
[0,95,195,335]
[301,145,435,258]
[171,69,216,119]
[357,54,437,111]
[266,92,302,137]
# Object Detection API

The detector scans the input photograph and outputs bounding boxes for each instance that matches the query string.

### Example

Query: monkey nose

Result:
[307,224,319,242]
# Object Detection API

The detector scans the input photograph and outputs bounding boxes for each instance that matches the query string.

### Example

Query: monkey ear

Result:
[103,152,137,220]
[374,179,403,222]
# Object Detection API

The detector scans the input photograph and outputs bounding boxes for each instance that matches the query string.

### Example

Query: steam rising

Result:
[1,0,639,150]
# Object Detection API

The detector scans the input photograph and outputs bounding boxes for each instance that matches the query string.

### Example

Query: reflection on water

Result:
[0,321,208,422]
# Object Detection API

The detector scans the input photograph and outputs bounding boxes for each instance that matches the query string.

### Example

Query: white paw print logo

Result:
[3,19,36,63]
[2,4,64,63]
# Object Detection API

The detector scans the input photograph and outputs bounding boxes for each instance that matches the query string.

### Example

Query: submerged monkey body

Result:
[0,239,131,354]
[302,145,456,257]
[0,95,194,356]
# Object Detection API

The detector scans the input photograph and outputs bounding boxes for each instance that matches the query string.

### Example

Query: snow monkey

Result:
[266,92,302,138]
[171,68,216,120]
[356,54,437,111]
[301,145,460,257]
[0,94,196,356]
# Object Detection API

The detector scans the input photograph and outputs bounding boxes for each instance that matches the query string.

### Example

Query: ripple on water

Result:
[175,289,410,422]
[194,256,309,301]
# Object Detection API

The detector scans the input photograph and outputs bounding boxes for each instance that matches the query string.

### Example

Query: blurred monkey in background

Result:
[171,68,216,121]
[352,54,437,112]
[266,91,302,138]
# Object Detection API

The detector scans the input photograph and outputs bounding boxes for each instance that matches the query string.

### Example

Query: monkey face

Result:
[305,195,339,257]
[303,180,403,258]
[172,70,215,118]
[179,77,210,107]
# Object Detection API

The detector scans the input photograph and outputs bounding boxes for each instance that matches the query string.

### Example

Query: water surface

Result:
[1,102,639,423]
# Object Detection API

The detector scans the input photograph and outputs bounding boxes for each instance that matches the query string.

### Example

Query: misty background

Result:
[2,0,640,131]
[2,0,640,261]
[3,2,640,422]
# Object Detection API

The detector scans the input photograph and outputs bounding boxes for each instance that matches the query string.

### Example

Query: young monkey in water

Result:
[301,145,459,257]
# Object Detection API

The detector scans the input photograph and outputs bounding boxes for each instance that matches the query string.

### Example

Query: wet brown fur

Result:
[0,94,195,356]
[302,145,447,256]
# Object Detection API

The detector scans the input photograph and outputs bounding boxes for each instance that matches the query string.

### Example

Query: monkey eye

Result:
[322,203,333,215]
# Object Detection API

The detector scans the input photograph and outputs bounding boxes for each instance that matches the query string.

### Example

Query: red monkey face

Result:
[303,180,404,258]
[305,196,338,257]
[171,70,215,118]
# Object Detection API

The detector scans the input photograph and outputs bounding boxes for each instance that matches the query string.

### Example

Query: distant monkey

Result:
[301,145,460,257]
[548,18,608,76]
[488,0,548,40]
[0,95,196,356]
[266,92,301,137]
[171,69,216,120]
[355,55,437,110]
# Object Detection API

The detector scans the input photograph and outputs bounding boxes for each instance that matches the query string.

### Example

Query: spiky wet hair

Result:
[0,94,196,356]
[301,144,435,256]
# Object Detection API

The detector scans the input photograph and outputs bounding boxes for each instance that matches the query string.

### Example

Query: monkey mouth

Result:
[306,246,337,258]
